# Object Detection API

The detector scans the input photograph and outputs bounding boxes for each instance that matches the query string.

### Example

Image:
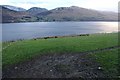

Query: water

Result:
[2,22,118,42]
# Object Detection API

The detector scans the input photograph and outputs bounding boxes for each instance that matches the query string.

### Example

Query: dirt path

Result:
[2,46,119,78]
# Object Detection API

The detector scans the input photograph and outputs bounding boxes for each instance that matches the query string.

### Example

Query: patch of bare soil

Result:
[3,54,106,78]
[3,46,119,78]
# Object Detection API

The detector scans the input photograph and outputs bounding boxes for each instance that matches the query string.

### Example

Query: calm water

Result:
[2,22,118,41]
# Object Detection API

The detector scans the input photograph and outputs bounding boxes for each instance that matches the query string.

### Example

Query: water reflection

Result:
[2,22,118,41]
[97,22,118,33]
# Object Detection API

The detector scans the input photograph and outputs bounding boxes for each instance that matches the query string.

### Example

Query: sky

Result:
[0,0,119,12]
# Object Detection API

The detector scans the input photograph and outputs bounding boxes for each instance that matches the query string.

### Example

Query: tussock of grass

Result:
[2,33,118,67]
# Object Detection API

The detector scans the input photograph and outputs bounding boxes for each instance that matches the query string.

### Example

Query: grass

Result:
[0,42,2,70]
[90,48,119,78]
[2,33,119,67]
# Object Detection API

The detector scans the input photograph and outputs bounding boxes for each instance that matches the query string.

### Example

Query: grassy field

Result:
[90,48,119,78]
[2,33,119,67]
[0,42,2,70]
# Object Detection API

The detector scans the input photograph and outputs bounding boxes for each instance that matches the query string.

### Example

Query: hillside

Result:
[2,5,26,11]
[1,5,118,23]
[27,7,48,15]
[36,6,118,21]
[0,6,43,23]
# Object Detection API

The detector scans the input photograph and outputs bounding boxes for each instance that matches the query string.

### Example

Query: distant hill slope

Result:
[0,6,32,23]
[27,7,48,15]
[1,5,118,23]
[37,6,118,21]
[2,5,26,11]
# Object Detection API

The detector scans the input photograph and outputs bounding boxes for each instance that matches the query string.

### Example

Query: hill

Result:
[2,5,26,11]
[1,5,118,23]
[36,6,117,21]
[0,6,41,23]
[27,7,48,15]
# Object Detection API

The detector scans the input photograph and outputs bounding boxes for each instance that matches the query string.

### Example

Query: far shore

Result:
[1,20,118,24]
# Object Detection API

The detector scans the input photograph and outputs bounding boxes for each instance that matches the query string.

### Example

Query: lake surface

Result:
[2,22,118,41]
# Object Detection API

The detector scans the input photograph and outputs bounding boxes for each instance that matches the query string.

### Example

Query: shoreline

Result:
[2,32,118,43]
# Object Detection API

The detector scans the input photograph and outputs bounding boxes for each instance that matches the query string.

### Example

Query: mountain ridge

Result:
[27,7,48,15]
[0,5,118,23]
[2,5,26,11]
[36,6,117,21]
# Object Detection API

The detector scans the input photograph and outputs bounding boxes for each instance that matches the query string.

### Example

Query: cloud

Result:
[0,0,119,11]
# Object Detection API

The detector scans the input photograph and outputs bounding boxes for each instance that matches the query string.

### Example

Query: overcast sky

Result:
[0,0,119,12]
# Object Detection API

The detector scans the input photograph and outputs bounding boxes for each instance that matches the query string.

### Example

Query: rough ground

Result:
[2,46,119,78]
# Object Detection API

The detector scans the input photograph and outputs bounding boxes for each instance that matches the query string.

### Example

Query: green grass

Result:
[90,48,119,78]
[0,42,2,51]
[0,42,2,69]
[2,33,119,67]
[2,42,10,48]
